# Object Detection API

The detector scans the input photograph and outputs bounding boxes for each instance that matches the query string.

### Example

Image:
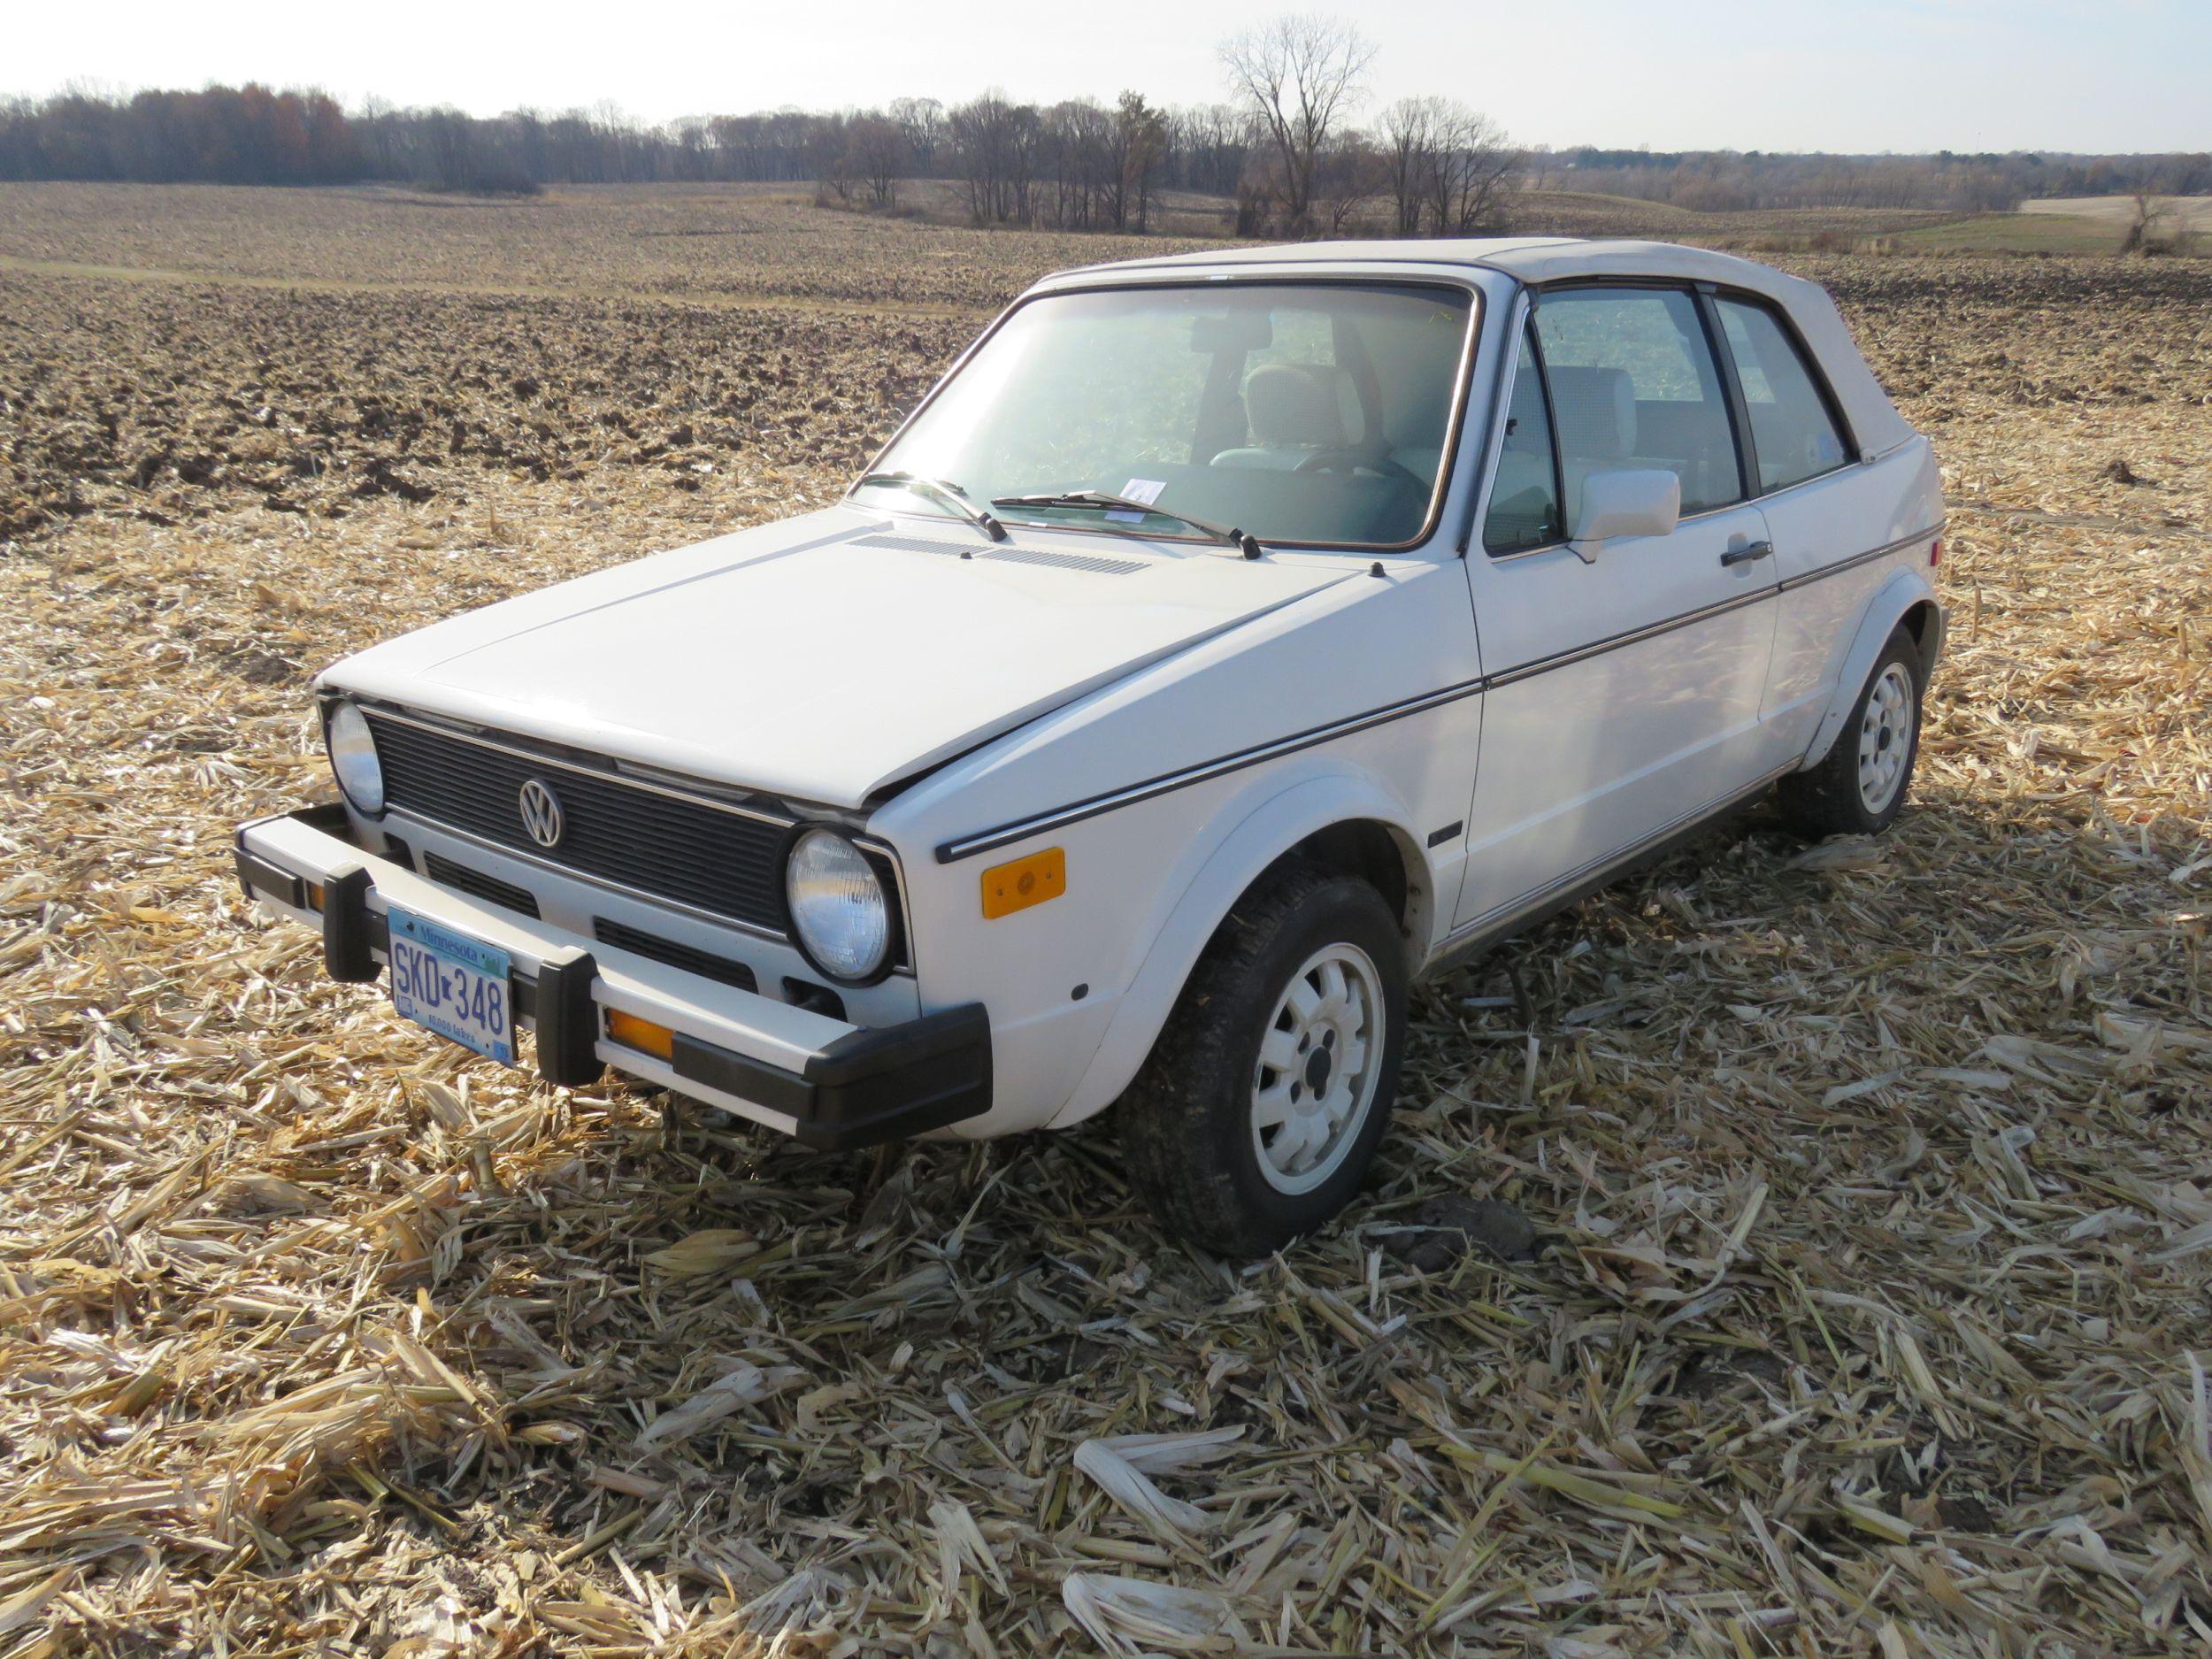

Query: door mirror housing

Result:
[1567,469,1680,563]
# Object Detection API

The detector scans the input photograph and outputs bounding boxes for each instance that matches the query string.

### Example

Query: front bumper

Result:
[233,804,990,1150]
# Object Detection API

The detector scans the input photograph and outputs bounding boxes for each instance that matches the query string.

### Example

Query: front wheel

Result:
[1777,626,1925,838]
[1118,865,1406,1257]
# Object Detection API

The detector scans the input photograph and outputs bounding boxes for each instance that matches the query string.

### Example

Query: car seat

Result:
[1210,363,1349,469]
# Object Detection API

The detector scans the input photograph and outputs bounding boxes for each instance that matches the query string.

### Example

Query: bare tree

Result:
[1377,96,1519,236]
[949,90,1038,224]
[809,111,855,204]
[889,96,943,175]
[846,114,907,209]
[1313,130,1382,234]
[422,106,474,189]
[1219,12,1375,234]
[356,94,396,178]
[670,117,709,182]
[2123,190,2177,254]
[1378,96,1438,236]
[1429,106,1519,233]
[1041,97,1113,227]
[1169,103,1251,200]
[1113,90,1168,231]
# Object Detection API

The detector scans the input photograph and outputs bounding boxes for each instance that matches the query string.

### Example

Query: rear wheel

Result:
[1777,626,1924,837]
[1118,864,1406,1257]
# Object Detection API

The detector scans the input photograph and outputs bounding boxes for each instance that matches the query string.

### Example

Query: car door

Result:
[1453,288,1780,933]
[1705,291,1914,758]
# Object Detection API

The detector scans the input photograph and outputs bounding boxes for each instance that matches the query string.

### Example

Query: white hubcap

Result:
[1857,662,1916,814]
[1250,943,1385,1195]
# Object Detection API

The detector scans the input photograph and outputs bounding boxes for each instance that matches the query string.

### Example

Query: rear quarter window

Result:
[1713,297,1852,492]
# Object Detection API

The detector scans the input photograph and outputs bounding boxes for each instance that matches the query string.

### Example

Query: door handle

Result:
[1720,540,1774,567]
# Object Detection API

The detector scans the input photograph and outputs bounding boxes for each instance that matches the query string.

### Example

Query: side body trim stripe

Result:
[933,677,1486,863]
[931,526,1939,863]
[1777,526,1939,592]
[1485,586,1770,689]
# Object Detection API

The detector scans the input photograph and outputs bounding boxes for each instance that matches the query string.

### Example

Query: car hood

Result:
[323,507,1356,809]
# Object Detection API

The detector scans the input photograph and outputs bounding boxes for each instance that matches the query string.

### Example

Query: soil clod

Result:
[1380,1194,1540,1269]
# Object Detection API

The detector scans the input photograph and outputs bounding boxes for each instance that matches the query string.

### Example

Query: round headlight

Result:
[326,703,385,815]
[784,828,891,981]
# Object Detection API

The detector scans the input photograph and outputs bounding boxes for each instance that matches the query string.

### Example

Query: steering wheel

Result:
[1294,446,1420,484]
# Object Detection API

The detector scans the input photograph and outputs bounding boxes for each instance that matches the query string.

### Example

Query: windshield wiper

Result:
[854,471,1006,542]
[990,490,1263,559]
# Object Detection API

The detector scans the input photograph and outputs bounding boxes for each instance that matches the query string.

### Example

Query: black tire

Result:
[1777,626,1925,838]
[1118,864,1407,1257]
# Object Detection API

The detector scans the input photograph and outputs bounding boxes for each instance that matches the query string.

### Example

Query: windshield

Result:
[860,281,1478,549]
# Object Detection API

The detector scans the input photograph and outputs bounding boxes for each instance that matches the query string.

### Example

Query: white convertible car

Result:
[236,238,1943,1254]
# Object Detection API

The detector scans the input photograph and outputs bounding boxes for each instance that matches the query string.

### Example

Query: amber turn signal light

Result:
[605,1008,675,1061]
[981,847,1065,919]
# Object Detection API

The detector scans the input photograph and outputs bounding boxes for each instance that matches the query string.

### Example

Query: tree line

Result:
[1539,145,2212,216]
[0,86,363,188]
[4,12,2206,235]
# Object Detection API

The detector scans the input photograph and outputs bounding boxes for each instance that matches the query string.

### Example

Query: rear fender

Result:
[1048,770,1428,1130]
[1801,569,1943,768]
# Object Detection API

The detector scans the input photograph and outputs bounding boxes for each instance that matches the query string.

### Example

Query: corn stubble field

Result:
[1,183,2208,1657]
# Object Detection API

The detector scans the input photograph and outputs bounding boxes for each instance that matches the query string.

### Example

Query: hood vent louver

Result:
[854,532,1146,577]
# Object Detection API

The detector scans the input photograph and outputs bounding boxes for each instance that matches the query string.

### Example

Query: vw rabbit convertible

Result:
[236,238,1944,1255]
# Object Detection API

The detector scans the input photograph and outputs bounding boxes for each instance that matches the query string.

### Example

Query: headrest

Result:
[1545,365,1637,459]
[1244,363,1342,448]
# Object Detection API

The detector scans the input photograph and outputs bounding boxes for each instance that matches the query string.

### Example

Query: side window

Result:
[1714,297,1851,491]
[1483,325,1563,554]
[1532,288,1745,520]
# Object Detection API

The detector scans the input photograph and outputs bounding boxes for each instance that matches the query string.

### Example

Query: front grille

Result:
[593,918,758,992]
[368,711,790,932]
[424,852,541,918]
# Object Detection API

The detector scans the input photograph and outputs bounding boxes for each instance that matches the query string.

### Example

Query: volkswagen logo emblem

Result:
[518,778,565,848]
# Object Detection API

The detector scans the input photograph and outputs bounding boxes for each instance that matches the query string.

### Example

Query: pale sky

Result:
[11,0,2207,154]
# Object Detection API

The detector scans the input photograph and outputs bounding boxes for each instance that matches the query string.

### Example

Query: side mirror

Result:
[1568,469,1680,563]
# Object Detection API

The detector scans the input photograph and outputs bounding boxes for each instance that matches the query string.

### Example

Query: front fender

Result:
[1801,568,1944,768]
[1047,766,1430,1130]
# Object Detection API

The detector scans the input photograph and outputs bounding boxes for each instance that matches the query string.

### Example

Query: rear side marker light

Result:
[981,847,1066,919]
[606,1009,675,1061]
[1930,537,1941,567]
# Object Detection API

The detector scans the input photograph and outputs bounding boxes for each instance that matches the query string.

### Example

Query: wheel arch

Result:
[1283,818,1422,940]
[1046,773,1434,1130]
[1897,595,1944,677]
[1801,569,1944,769]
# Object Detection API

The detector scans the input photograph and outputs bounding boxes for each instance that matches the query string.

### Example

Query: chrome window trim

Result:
[849,274,1488,557]
[1474,274,1892,563]
[1704,287,1863,484]
[1455,280,1531,556]
[1517,280,1758,523]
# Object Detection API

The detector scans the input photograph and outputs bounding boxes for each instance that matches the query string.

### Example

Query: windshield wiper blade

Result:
[991,490,1263,559]
[855,471,1006,542]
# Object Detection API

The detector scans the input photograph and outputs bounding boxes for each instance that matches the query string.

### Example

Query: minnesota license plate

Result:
[388,909,515,1065]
